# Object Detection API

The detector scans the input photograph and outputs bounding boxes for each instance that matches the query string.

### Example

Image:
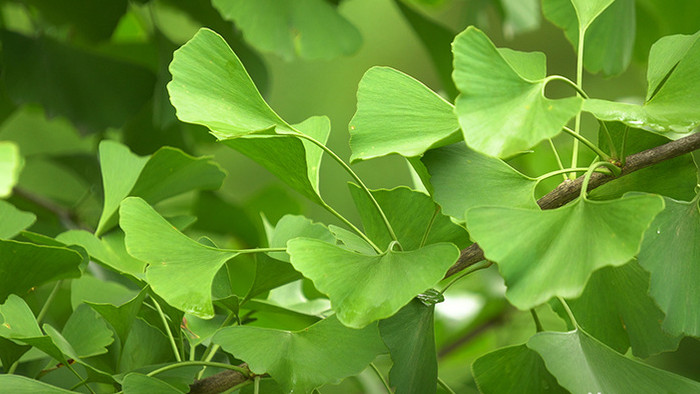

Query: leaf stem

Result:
[570,31,586,178]
[321,200,382,253]
[547,139,568,182]
[254,376,260,394]
[146,360,250,377]
[419,206,440,248]
[620,125,630,166]
[562,126,610,161]
[151,297,182,362]
[557,296,579,328]
[369,362,392,393]
[440,260,492,295]
[438,377,457,394]
[599,121,618,159]
[198,313,237,379]
[36,280,62,324]
[535,167,591,184]
[580,161,621,199]
[236,247,287,254]
[530,309,543,332]
[290,131,399,247]
[544,75,589,99]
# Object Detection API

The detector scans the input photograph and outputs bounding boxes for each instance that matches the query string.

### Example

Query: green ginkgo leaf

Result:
[452,27,582,157]
[472,344,567,394]
[211,0,362,60]
[168,28,291,138]
[0,201,36,239]
[221,116,330,204]
[57,230,146,279]
[287,238,459,328]
[379,300,438,394]
[120,197,238,318]
[0,141,22,198]
[348,184,470,251]
[122,373,184,394]
[212,315,387,394]
[465,194,664,309]
[564,261,681,358]
[422,143,538,220]
[0,375,73,393]
[87,288,148,345]
[61,304,114,358]
[0,240,82,302]
[583,30,700,133]
[348,66,460,162]
[637,195,700,337]
[96,140,225,235]
[528,329,700,393]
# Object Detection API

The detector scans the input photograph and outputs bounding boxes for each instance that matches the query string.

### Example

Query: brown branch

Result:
[445,131,700,278]
[188,364,251,394]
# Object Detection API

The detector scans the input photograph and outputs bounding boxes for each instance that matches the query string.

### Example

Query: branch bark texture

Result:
[444,131,700,278]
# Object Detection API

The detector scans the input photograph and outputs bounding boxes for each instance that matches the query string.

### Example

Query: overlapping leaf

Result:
[564,261,681,357]
[422,143,538,220]
[348,66,460,162]
[122,373,185,394]
[0,240,82,302]
[0,141,22,198]
[0,201,35,239]
[88,288,148,344]
[0,375,73,393]
[584,30,700,133]
[379,300,438,394]
[287,238,458,328]
[120,197,238,318]
[61,304,114,358]
[528,329,700,393]
[452,27,582,158]
[472,344,566,394]
[211,0,362,60]
[637,195,700,336]
[96,140,225,235]
[57,230,146,278]
[465,194,664,309]
[213,315,386,393]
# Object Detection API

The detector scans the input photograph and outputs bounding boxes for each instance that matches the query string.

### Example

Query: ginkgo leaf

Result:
[465,194,664,309]
[348,66,460,162]
[564,261,681,358]
[61,304,114,358]
[583,30,700,134]
[0,375,73,393]
[379,300,438,394]
[122,373,184,394]
[528,329,700,393]
[0,240,82,302]
[0,141,22,198]
[287,238,459,328]
[452,27,582,157]
[637,195,700,337]
[168,28,292,138]
[348,184,469,251]
[120,197,238,318]
[211,0,362,60]
[472,344,567,394]
[87,288,148,345]
[422,143,538,220]
[57,230,146,279]
[213,315,387,394]
[0,201,36,239]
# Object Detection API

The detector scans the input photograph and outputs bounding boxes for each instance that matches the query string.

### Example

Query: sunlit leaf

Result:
[213,315,386,393]
[528,329,700,393]
[472,344,566,394]
[61,304,114,358]
[0,240,82,302]
[120,197,238,318]
[637,195,700,336]
[348,184,469,250]
[564,261,681,358]
[422,143,538,221]
[57,230,146,278]
[348,66,460,162]
[287,238,458,328]
[0,201,35,239]
[379,300,438,394]
[452,27,581,157]
[584,30,700,134]
[0,141,22,198]
[211,0,361,60]
[465,194,664,309]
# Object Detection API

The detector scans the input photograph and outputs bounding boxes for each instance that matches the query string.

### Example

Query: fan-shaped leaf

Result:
[122,373,185,394]
[452,27,581,157]
[0,201,35,239]
[528,329,700,393]
[348,66,460,162]
[287,238,459,328]
[465,194,664,309]
[0,375,73,393]
[213,315,386,394]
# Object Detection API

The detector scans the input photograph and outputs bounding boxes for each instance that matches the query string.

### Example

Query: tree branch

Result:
[444,131,700,278]
[188,364,251,394]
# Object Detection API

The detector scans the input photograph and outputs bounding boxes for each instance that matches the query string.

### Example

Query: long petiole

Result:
[547,139,568,182]
[147,360,250,377]
[438,377,457,394]
[151,297,182,362]
[580,161,621,199]
[570,31,586,177]
[557,296,579,328]
[198,313,237,379]
[535,167,591,184]
[599,121,618,159]
[236,247,287,254]
[370,362,392,393]
[321,200,382,253]
[419,206,440,248]
[440,261,493,295]
[562,126,610,161]
[530,309,543,332]
[619,125,630,166]
[544,75,589,99]
[289,131,399,247]
[36,280,62,324]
